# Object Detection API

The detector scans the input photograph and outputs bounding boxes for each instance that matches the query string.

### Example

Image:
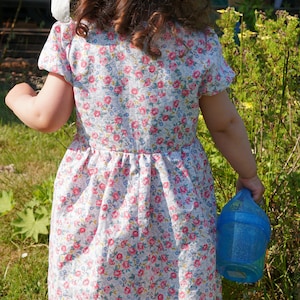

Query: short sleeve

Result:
[199,29,235,96]
[38,21,76,84]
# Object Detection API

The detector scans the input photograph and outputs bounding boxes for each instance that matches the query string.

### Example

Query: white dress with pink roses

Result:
[38,20,234,300]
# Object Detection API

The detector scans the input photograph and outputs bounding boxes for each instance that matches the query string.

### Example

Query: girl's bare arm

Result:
[5,73,74,133]
[199,90,264,201]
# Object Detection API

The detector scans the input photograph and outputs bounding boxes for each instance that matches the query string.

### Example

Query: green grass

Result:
[0,86,74,299]
[0,244,48,299]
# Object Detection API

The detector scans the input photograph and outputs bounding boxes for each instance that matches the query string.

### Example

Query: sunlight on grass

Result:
[0,122,74,299]
[0,245,48,299]
[0,87,74,298]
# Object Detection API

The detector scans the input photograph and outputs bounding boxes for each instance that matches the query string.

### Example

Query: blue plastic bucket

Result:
[216,189,271,283]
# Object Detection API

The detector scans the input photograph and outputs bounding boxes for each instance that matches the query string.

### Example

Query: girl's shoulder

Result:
[177,24,219,44]
[162,23,219,46]
[159,23,221,57]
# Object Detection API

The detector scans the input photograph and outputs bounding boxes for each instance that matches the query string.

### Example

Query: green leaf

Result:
[26,199,41,209]
[0,190,14,217]
[12,207,50,242]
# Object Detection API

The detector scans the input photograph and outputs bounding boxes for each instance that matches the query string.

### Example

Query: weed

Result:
[209,7,300,299]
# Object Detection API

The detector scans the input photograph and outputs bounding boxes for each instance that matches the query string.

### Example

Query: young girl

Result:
[5,0,264,298]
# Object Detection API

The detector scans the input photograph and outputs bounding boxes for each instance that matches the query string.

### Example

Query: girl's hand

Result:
[236,175,265,203]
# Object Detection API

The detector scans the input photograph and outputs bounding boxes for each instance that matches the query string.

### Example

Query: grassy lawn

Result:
[0,80,74,298]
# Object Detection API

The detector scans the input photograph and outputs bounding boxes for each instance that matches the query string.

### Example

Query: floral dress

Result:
[38,20,235,300]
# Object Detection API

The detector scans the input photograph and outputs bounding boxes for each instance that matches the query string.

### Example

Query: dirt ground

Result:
[0,57,46,91]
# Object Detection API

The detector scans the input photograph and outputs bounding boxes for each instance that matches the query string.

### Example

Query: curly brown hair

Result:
[74,0,212,58]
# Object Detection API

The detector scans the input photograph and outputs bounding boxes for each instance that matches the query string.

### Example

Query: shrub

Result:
[198,8,300,299]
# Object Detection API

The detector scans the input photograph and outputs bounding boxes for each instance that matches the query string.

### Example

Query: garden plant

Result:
[0,7,299,300]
